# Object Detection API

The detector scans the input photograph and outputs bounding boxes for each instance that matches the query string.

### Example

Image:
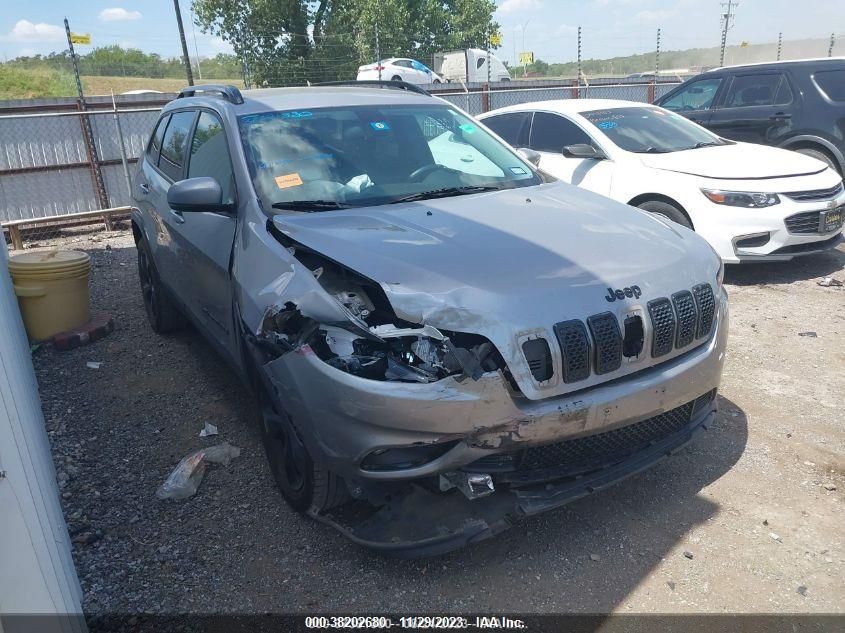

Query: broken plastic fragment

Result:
[199,422,219,437]
[156,442,241,500]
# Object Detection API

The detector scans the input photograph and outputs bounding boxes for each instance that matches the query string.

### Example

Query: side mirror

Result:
[516,147,542,166]
[167,177,234,213]
[562,144,606,160]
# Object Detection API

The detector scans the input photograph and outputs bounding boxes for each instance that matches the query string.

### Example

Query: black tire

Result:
[257,390,349,513]
[433,78,441,84]
[391,75,402,82]
[136,237,186,333]
[794,146,841,174]
[637,199,693,229]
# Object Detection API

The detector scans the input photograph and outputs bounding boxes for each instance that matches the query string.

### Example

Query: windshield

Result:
[581,106,728,153]
[238,104,540,212]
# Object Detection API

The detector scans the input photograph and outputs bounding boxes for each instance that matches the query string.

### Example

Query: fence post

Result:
[112,92,132,201]
[481,83,490,113]
[648,81,656,103]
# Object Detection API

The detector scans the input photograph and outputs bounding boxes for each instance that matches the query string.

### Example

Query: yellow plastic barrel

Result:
[8,250,91,340]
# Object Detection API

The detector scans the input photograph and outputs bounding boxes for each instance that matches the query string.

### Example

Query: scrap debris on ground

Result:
[28,228,845,614]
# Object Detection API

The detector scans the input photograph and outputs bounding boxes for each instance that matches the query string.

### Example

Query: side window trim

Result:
[185,108,239,208]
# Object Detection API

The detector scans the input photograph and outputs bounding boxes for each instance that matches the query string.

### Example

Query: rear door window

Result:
[159,111,197,181]
[813,69,845,102]
[482,112,532,147]
[722,73,788,108]
[529,112,593,153]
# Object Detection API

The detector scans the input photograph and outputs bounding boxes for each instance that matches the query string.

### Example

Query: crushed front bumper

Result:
[311,394,716,558]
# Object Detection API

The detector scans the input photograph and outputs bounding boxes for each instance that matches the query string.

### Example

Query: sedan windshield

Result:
[239,104,540,212]
[581,106,729,153]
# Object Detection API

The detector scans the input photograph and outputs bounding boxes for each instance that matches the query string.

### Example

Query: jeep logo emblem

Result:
[605,285,642,302]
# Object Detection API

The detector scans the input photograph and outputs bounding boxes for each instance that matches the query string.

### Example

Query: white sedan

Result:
[479,99,845,262]
[357,58,443,85]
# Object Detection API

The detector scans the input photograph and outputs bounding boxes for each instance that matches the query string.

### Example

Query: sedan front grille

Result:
[783,182,843,201]
[785,210,837,234]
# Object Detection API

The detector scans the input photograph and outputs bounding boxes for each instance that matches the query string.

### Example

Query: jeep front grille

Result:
[587,312,623,375]
[672,291,697,348]
[692,284,715,339]
[647,298,676,358]
[523,284,716,385]
[553,320,591,383]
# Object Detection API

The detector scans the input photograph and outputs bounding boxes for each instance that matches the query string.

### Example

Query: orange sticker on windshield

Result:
[275,173,303,189]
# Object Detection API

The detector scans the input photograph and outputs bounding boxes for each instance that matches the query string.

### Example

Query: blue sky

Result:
[0,0,842,64]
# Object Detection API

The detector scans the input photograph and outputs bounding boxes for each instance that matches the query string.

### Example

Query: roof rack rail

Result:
[313,80,430,96]
[176,84,244,105]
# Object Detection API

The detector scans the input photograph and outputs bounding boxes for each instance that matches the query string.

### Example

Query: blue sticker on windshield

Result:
[370,121,390,131]
[598,120,618,130]
[459,123,477,134]
[281,110,312,119]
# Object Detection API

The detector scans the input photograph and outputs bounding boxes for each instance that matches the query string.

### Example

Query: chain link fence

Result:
[1,80,680,250]
[0,96,167,250]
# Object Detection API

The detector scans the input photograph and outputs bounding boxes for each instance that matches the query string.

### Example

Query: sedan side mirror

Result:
[167,177,235,213]
[516,147,542,166]
[562,144,606,160]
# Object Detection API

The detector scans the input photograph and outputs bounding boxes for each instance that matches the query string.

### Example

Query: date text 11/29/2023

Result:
[304,616,527,629]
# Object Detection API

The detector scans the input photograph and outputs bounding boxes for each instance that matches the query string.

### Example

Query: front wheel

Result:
[391,75,402,82]
[637,200,693,230]
[257,390,349,513]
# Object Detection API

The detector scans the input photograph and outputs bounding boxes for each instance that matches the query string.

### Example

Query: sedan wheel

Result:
[637,200,693,230]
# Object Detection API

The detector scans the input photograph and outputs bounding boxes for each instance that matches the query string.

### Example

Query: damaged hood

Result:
[638,142,828,179]
[271,182,719,333]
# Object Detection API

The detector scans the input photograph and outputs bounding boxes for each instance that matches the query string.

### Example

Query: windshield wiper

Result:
[271,200,353,212]
[633,147,673,154]
[684,141,722,150]
[389,185,503,204]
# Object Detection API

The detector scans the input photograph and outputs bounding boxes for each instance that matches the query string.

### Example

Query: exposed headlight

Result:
[702,189,780,208]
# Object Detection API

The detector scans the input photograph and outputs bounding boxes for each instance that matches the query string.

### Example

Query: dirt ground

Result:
[28,227,844,615]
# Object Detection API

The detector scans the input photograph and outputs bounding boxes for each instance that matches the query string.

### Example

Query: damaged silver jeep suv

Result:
[132,82,728,557]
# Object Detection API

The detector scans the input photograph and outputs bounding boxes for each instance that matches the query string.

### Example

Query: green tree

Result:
[191,0,498,86]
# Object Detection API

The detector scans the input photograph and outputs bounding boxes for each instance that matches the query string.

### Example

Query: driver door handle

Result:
[138,182,149,195]
[769,113,791,121]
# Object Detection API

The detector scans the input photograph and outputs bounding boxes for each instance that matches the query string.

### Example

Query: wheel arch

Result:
[779,135,844,174]
[626,193,695,229]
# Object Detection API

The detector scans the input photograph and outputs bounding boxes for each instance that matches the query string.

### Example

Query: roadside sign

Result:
[70,32,91,45]
[519,51,534,65]
[489,32,502,47]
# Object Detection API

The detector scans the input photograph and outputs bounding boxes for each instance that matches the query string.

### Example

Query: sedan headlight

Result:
[701,189,780,208]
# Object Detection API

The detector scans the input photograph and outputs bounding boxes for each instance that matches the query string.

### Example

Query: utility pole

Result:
[576,26,582,88]
[190,8,202,80]
[655,28,661,77]
[777,32,782,60]
[719,0,737,67]
[829,33,835,57]
[173,0,194,85]
[486,26,492,86]
[375,25,381,80]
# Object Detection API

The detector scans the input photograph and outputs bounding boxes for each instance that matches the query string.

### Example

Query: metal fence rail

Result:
[0,81,681,244]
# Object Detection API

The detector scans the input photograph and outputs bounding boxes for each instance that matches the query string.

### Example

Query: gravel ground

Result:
[28,226,844,615]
